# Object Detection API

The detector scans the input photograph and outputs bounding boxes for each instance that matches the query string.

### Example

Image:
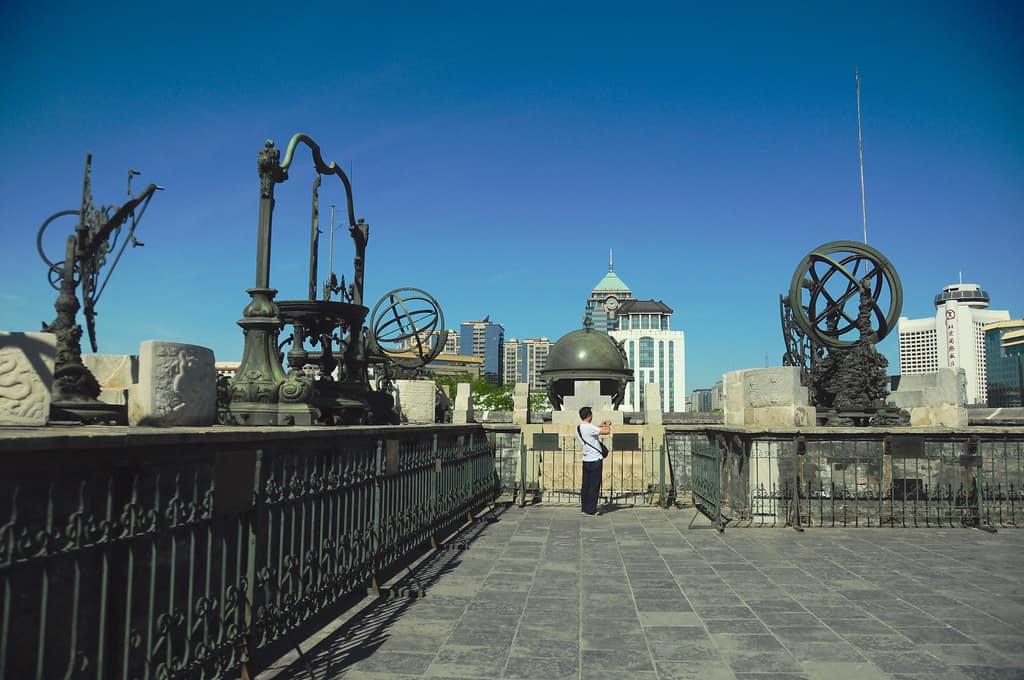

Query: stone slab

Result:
[513,382,530,425]
[394,379,438,424]
[644,381,663,425]
[0,331,56,426]
[129,340,216,426]
[453,382,474,424]
[83,353,138,406]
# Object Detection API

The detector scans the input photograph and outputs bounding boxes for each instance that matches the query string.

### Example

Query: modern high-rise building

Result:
[459,317,504,384]
[502,337,551,391]
[898,283,1011,405]
[610,300,685,412]
[983,319,1024,407]
[584,253,636,333]
[502,338,521,386]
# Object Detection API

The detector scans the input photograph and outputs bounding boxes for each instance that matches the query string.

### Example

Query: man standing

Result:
[577,406,611,516]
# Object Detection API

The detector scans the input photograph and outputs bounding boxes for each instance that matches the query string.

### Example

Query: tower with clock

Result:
[584,251,636,333]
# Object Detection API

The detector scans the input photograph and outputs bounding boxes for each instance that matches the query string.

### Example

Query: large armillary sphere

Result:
[367,287,446,369]
[788,240,902,349]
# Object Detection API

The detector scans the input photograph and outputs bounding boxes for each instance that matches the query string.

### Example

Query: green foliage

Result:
[529,391,551,412]
[432,373,514,410]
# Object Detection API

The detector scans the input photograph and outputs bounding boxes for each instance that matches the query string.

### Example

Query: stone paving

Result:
[265,506,1024,680]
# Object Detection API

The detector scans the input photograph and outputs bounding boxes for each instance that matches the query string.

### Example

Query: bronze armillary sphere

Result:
[787,240,902,348]
[367,288,446,370]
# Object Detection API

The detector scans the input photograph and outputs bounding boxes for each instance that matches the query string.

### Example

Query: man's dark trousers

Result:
[581,459,603,515]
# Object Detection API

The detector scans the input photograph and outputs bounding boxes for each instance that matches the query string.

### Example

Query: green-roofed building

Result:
[584,251,636,333]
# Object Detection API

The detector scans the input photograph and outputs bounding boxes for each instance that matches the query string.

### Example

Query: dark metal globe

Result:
[541,327,633,410]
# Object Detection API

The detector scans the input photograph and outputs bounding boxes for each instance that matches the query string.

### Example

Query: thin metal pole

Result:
[327,204,336,291]
[856,69,868,244]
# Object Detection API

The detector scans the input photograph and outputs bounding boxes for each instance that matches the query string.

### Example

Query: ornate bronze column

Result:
[229,141,290,425]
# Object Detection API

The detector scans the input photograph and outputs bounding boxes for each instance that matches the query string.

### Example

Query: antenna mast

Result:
[856,68,868,244]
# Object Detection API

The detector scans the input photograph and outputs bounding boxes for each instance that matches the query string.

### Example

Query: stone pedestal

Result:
[394,379,437,424]
[644,382,663,425]
[83,354,138,406]
[129,341,216,426]
[0,331,56,426]
[513,382,530,425]
[452,382,474,424]
[552,380,624,426]
[890,368,967,427]
[723,367,815,427]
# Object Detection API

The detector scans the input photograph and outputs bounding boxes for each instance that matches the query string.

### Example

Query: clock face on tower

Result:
[604,296,619,312]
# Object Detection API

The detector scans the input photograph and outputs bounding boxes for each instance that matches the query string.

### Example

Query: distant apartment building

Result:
[690,388,712,412]
[584,254,636,333]
[502,337,551,391]
[984,319,1024,407]
[610,299,685,412]
[403,328,459,355]
[459,317,504,384]
[898,283,1011,405]
[502,338,521,386]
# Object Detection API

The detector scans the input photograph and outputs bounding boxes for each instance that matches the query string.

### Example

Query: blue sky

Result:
[1,1,1021,392]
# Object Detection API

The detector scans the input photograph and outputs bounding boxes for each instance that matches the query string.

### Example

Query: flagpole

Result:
[856,68,868,244]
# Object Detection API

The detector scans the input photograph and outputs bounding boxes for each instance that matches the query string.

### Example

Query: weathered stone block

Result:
[513,382,530,425]
[644,381,663,425]
[83,353,138,406]
[394,379,437,424]
[724,367,813,427]
[0,331,56,426]
[453,382,474,424]
[129,341,216,426]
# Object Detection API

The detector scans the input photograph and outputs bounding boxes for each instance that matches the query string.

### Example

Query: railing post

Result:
[242,448,263,677]
[972,436,996,533]
[792,435,803,532]
[658,442,667,508]
[519,439,527,508]
[431,434,439,533]
[371,440,383,593]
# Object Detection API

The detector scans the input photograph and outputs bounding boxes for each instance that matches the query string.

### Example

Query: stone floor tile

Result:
[502,655,578,679]
[656,661,738,679]
[782,641,866,663]
[705,618,773,635]
[343,651,436,676]
[582,647,655,672]
[710,633,787,653]
[640,611,703,627]
[899,624,975,644]
[648,640,721,661]
[510,637,579,660]
[723,651,804,674]
[693,604,757,619]
[864,649,963,676]
[580,631,647,651]
[800,661,892,680]
[953,666,1024,680]
[426,645,510,678]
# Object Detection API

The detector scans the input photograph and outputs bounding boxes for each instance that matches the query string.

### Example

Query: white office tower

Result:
[898,283,1010,405]
[610,300,685,412]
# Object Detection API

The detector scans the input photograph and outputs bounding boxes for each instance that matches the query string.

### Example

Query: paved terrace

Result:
[264,506,1024,680]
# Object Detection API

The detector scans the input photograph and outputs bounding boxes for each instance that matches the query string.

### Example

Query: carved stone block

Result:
[0,331,56,426]
[553,380,623,425]
[394,379,437,424]
[129,340,216,426]
[513,382,530,425]
[644,381,663,425]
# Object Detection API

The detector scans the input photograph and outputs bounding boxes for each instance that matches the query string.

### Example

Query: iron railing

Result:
[0,425,497,679]
[489,434,669,508]
[674,429,1024,530]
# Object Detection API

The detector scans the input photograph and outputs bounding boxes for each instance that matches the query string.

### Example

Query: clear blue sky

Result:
[1,1,1021,391]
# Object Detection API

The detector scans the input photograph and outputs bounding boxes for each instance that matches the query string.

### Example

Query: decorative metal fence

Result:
[0,426,497,680]
[669,429,1024,530]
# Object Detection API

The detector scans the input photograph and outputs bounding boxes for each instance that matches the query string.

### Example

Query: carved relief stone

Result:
[130,340,216,426]
[394,379,437,424]
[0,331,56,426]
